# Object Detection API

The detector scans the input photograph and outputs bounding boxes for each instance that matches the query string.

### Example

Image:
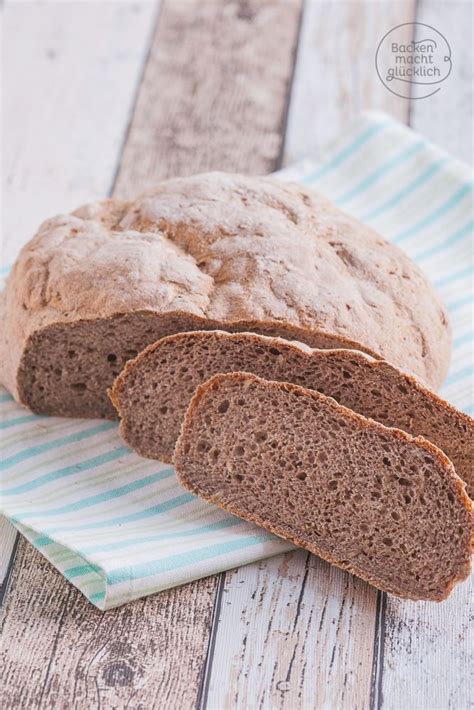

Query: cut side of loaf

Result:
[0,172,451,419]
[174,373,473,601]
[110,331,474,498]
[16,313,357,420]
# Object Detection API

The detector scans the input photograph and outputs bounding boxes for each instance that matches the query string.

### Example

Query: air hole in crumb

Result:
[237,398,246,406]
[234,445,245,456]
[447,490,455,503]
[328,480,338,490]
[383,457,391,467]
[382,537,393,546]
[218,400,230,414]
[255,431,267,442]
[391,511,400,521]
[159,406,168,414]
[234,473,243,483]
[269,347,281,356]
[398,478,412,487]
[71,383,86,392]
[342,370,352,379]
[197,440,210,453]
[296,472,307,481]
[107,354,117,363]
[67,350,76,358]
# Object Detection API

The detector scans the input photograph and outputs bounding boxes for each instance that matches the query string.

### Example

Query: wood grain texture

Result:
[0,538,218,709]
[285,0,416,164]
[379,582,473,710]
[411,0,473,163]
[0,520,17,591]
[114,0,303,195]
[204,551,377,710]
[1,1,303,708]
[2,0,157,264]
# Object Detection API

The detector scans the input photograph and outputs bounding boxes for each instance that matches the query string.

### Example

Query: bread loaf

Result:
[174,372,473,601]
[0,172,450,418]
[110,331,474,498]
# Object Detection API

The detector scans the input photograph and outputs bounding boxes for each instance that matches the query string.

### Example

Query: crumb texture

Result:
[112,331,473,498]
[174,373,473,601]
[0,172,450,417]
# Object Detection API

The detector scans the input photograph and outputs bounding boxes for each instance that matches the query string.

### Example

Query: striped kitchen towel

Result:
[1,112,472,610]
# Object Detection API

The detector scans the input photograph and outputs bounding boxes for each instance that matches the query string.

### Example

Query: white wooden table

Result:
[1,2,472,708]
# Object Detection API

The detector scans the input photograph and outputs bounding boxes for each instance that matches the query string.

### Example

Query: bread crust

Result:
[0,172,451,408]
[110,330,473,496]
[174,372,473,601]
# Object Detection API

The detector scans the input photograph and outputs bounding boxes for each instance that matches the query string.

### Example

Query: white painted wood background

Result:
[1,1,472,708]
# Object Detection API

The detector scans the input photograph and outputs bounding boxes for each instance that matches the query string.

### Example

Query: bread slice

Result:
[174,372,473,601]
[0,172,451,419]
[110,331,474,498]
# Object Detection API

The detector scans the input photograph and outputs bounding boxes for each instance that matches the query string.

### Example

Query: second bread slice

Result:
[174,372,473,601]
[110,331,473,497]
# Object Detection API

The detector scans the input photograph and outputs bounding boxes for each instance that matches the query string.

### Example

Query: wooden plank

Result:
[203,552,377,709]
[1,1,303,706]
[410,0,473,163]
[0,519,17,593]
[114,0,303,195]
[0,538,218,709]
[285,0,415,164]
[2,0,157,264]
[0,0,157,600]
[378,2,473,708]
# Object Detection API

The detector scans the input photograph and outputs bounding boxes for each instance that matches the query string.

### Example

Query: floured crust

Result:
[0,172,451,404]
[174,372,474,601]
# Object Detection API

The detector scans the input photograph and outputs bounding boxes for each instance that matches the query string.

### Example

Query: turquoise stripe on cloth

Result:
[1,112,472,609]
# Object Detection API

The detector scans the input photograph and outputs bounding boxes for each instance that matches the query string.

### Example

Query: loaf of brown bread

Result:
[174,372,473,601]
[110,331,474,498]
[0,172,450,419]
